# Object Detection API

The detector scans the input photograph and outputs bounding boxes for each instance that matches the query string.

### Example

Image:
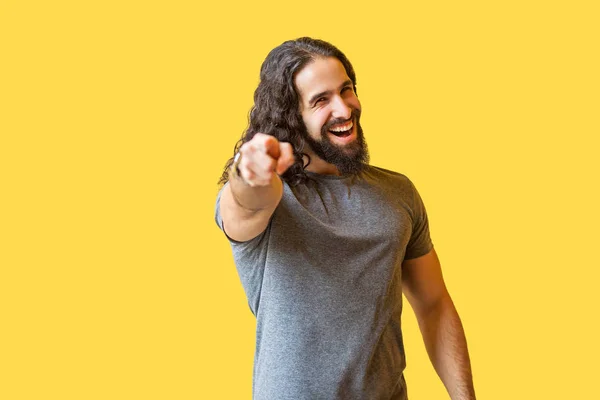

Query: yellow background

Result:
[1,0,598,399]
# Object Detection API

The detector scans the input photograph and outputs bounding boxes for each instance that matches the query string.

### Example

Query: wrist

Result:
[230,152,250,186]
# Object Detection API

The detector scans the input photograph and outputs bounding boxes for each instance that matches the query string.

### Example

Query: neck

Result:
[303,150,341,176]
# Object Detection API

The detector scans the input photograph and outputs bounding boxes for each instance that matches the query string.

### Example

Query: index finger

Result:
[256,134,280,159]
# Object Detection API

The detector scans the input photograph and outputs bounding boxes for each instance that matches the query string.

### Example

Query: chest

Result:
[275,183,414,250]
[261,183,412,317]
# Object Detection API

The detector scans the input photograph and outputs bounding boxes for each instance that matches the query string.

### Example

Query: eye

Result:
[314,97,327,105]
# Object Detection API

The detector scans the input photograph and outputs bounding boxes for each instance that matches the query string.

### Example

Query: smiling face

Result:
[295,56,368,175]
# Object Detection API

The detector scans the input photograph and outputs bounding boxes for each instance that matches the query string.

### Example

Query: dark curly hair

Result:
[218,37,357,186]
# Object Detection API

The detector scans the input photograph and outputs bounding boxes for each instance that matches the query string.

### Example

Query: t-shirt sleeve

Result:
[214,184,270,314]
[404,180,434,260]
[214,185,227,231]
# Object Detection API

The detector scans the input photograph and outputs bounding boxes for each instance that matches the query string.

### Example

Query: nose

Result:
[330,95,352,120]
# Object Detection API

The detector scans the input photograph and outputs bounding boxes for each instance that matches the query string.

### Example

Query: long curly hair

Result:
[218,37,357,186]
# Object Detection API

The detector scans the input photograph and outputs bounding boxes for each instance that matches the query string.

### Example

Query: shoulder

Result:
[361,165,427,212]
[362,165,414,189]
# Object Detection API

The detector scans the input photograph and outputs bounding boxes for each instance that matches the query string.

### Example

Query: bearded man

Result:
[215,37,476,400]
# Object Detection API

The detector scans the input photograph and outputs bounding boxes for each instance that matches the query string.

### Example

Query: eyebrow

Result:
[307,79,354,107]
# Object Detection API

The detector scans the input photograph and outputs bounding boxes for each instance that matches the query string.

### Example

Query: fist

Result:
[235,133,295,187]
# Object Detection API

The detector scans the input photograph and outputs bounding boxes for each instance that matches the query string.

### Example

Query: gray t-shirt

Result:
[215,165,433,400]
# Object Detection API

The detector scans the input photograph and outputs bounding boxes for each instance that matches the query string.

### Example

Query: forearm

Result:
[220,134,295,242]
[220,173,283,242]
[228,172,283,213]
[416,296,476,400]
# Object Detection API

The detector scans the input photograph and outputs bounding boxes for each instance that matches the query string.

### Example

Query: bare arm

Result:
[220,133,294,242]
[402,249,476,400]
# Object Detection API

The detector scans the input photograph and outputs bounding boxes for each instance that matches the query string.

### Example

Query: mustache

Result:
[322,109,361,133]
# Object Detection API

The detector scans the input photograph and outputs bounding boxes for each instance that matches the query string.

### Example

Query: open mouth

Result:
[328,121,354,138]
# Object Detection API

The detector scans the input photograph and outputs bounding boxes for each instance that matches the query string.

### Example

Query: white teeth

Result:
[329,121,353,132]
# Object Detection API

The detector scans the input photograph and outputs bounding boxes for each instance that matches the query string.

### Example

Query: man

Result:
[215,37,476,400]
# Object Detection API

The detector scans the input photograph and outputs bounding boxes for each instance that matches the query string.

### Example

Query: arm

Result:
[401,249,476,400]
[220,133,294,242]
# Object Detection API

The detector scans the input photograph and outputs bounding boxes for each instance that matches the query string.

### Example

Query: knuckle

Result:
[240,143,253,156]
[244,146,258,160]
[255,133,269,144]
[244,160,254,171]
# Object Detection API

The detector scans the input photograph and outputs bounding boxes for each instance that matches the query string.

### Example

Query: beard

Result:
[303,109,369,175]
